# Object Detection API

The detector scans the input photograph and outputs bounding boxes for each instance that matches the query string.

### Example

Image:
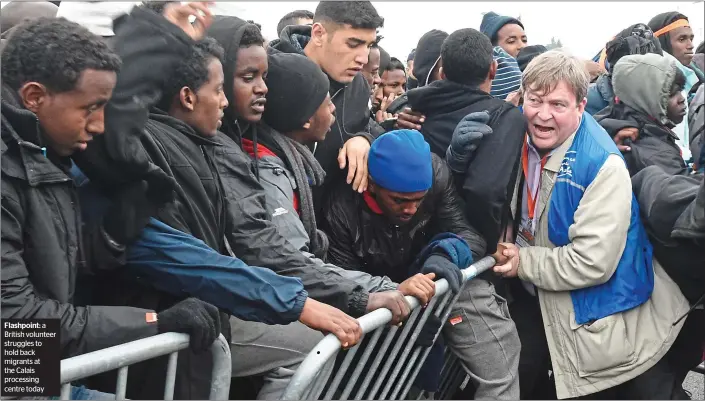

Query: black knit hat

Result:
[516,45,547,72]
[262,52,330,133]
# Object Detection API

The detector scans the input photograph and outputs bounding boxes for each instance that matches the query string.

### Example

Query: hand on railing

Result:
[366,291,411,326]
[157,297,220,352]
[298,298,363,349]
[398,273,436,306]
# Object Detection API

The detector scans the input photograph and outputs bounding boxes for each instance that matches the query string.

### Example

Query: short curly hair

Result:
[314,1,384,30]
[441,28,493,87]
[240,24,265,48]
[1,17,121,93]
[161,37,225,107]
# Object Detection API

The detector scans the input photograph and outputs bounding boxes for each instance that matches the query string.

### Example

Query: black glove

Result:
[415,314,442,347]
[102,180,172,247]
[157,298,220,353]
[445,111,493,174]
[421,254,463,293]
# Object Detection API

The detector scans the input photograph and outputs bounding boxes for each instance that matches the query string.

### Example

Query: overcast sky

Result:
[215,1,704,62]
[2,1,703,62]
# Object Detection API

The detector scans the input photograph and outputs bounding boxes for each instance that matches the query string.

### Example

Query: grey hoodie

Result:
[612,53,678,127]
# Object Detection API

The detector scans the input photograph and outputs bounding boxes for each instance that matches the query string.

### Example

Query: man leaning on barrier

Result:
[320,129,522,399]
[0,8,222,400]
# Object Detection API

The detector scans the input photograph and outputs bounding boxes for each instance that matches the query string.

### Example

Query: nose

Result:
[86,108,106,136]
[517,42,527,52]
[255,78,268,96]
[356,49,369,67]
[220,92,229,110]
[373,73,382,86]
[536,103,553,121]
[402,202,419,216]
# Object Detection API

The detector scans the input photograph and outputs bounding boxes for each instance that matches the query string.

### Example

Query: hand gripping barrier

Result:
[60,333,231,400]
[281,256,497,400]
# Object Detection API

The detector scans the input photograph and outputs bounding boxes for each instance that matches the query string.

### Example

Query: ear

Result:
[310,22,326,47]
[18,82,49,114]
[577,97,587,114]
[302,121,312,129]
[179,87,197,111]
[439,66,445,80]
[489,59,498,81]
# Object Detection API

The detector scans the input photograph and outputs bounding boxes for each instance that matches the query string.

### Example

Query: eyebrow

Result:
[239,66,260,74]
[392,195,425,202]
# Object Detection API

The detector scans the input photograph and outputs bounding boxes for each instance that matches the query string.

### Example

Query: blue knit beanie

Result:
[368,130,433,193]
[480,11,524,43]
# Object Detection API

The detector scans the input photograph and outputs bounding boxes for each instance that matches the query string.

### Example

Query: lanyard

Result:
[521,137,548,221]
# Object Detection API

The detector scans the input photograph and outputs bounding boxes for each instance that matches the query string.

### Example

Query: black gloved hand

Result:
[415,314,442,347]
[421,254,463,293]
[157,298,220,353]
[102,180,172,247]
[445,111,493,174]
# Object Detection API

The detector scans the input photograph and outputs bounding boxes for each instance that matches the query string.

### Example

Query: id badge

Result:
[515,224,535,248]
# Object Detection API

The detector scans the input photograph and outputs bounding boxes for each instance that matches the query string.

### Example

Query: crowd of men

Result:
[1,1,703,400]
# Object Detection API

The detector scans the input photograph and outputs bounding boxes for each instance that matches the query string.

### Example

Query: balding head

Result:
[1,1,59,35]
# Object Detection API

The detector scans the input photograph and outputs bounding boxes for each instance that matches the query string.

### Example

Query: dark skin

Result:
[232,45,268,123]
[362,46,382,93]
[495,23,527,58]
[22,69,116,157]
[666,81,686,126]
[170,57,228,137]
[287,93,336,144]
[381,68,406,98]
[368,182,428,225]
[669,26,695,66]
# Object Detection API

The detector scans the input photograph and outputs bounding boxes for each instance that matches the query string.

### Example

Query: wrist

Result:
[348,289,369,317]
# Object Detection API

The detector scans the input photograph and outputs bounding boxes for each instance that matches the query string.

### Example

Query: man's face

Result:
[369,183,427,225]
[667,81,687,125]
[372,84,384,111]
[183,58,229,137]
[362,47,381,93]
[233,45,268,123]
[27,69,116,157]
[381,69,406,97]
[314,23,377,84]
[496,23,527,58]
[523,81,585,154]
[302,93,336,143]
[669,26,695,66]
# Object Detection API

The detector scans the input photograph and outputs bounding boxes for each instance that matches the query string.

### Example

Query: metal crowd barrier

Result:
[281,256,496,400]
[60,333,231,400]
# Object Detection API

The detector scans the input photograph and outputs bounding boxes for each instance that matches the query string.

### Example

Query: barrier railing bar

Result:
[381,292,453,399]
[399,257,496,400]
[164,351,178,400]
[323,339,364,400]
[339,329,383,400]
[369,304,428,399]
[353,326,400,400]
[280,256,496,400]
[61,333,230,401]
[382,291,454,400]
[306,355,336,400]
[115,366,128,400]
[61,383,71,400]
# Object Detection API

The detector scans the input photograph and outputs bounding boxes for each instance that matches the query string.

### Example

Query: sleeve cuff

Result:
[348,288,369,317]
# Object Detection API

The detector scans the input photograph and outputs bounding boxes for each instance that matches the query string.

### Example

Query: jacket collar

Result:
[1,85,72,185]
[363,190,384,214]
[536,130,577,224]
[149,108,222,147]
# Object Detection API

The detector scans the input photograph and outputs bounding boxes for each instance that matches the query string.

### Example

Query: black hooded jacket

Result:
[269,25,379,194]
[632,166,704,304]
[595,103,687,177]
[407,80,526,253]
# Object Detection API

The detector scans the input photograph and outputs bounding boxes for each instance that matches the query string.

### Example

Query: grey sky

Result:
[2,1,703,61]
[214,1,704,61]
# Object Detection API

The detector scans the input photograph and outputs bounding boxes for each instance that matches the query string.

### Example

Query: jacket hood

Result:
[412,29,448,87]
[648,12,688,55]
[207,15,258,138]
[605,23,662,73]
[612,53,678,126]
[407,79,489,116]
[269,24,313,56]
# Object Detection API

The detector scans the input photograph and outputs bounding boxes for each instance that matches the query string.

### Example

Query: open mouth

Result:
[533,124,555,136]
[251,98,266,113]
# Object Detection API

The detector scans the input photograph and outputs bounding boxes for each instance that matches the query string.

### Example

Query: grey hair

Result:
[521,49,590,103]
